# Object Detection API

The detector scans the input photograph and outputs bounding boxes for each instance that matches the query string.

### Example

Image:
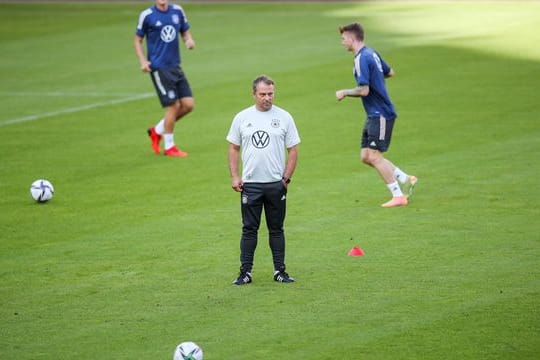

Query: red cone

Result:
[348,246,364,257]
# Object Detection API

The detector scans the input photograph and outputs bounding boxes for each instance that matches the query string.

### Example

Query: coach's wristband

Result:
[282,177,291,184]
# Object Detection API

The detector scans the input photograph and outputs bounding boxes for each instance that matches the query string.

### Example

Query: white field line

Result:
[0,92,154,127]
[0,91,151,97]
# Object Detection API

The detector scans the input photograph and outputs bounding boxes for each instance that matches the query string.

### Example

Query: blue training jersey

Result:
[353,46,397,120]
[135,4,190,69]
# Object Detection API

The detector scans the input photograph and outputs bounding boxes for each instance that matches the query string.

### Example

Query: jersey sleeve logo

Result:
[160,25,177,43]
[251,131,270,149]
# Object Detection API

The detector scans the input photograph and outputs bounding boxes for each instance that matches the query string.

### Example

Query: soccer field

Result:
[1,1,539,359]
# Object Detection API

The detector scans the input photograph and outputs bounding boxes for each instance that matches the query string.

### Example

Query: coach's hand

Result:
[231,176,243,192]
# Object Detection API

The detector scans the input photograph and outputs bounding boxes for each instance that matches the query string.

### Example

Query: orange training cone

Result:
[348,246,365,257]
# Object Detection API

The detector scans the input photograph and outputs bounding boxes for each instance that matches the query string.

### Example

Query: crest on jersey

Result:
[172,14,180,24]
[160,25,177,43]
[271,119,280,128]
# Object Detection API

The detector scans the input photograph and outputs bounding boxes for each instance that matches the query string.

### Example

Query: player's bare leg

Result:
[361,148,407,207]
[163,98,193,157]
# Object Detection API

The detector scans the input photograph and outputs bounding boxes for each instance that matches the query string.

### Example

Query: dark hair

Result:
[252,75,275,93]
[339,23,364,41]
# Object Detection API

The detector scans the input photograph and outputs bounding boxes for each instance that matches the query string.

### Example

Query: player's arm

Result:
[228,143,243,192]
[181,30,195,50]
[282,145,298,187]
[385,68,395,79]
[336,85,369,101]
[133,35,151,72]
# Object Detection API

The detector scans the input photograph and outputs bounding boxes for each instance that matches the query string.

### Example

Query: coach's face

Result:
[253,82,275,112]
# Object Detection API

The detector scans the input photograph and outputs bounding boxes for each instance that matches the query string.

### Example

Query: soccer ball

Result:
[173,341,203,360]
[30,179,54,202]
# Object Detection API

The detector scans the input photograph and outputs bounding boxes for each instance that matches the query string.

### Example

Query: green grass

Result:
[1,1,539,359]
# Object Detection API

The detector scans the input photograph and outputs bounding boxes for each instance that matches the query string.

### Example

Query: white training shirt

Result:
[226,104,300,183]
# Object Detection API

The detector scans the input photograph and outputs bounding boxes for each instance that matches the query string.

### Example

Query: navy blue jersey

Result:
[354,47,397,120]
[135,4,190,69]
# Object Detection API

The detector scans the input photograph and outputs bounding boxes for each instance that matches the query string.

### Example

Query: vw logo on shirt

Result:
[160,25,177,43]
[251,131,270,149]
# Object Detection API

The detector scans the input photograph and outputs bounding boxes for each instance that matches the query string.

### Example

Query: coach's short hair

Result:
[339,23,364,41]
[252,75,275,93]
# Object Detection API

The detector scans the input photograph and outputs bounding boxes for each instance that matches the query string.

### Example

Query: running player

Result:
[336,23,418,207]
[134,0,195,157]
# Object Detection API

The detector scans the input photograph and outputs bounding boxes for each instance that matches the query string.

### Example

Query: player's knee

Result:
[184,103,194,114]
[182,98,195,113]
[361,152,372,165]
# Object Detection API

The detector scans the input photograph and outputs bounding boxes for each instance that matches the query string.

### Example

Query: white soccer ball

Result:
[30,179,54,202]
[173,341,203,360]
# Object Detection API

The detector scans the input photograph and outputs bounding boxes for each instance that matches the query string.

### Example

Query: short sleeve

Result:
[285,115,301,148]
[226,115,241,145]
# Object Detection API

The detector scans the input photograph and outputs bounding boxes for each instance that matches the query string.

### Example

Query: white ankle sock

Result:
[387,181,404,197]
[393,167,409,184]
[164,133,174,150]
[155,119,165,135]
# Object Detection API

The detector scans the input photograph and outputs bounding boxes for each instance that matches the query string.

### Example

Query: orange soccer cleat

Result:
[164,146,188,158]
[147,127,162,155]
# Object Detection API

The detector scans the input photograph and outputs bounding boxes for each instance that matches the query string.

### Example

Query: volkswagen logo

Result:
[251,131,270,149]
[160,25,177,43]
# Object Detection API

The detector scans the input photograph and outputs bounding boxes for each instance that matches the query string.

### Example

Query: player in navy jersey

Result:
[336,23,418,207]
[134,0,195,157]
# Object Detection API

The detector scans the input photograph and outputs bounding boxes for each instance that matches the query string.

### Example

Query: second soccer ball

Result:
[30,179,54,203]
[173,341,203,360]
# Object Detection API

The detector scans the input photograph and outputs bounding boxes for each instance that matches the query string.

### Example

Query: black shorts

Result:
[150,67,193,107]
[361,114,395,152]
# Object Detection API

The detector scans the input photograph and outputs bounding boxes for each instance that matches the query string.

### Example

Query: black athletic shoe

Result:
[232,271,252,286]
[273,269,295,283]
